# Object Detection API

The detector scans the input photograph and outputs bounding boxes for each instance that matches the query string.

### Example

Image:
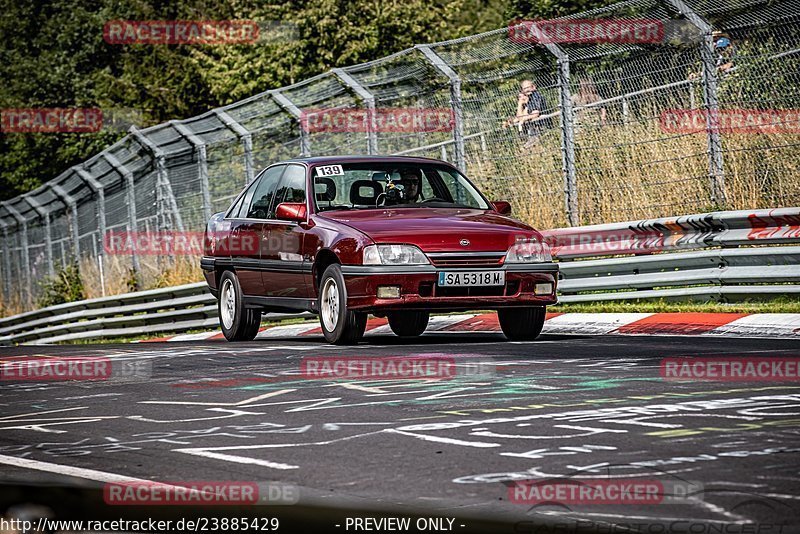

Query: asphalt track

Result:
[1,330,799,533]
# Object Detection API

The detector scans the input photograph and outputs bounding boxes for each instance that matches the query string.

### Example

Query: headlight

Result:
[363,244,429,265]
[505,238,552,263]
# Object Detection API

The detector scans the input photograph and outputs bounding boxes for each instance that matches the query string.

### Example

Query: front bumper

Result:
[341,263,558,312]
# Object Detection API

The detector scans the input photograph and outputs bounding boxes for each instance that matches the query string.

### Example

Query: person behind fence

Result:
[713,32,735,74]
[506,80,548,146]
[571,79,607,128]
[690,31,735,80]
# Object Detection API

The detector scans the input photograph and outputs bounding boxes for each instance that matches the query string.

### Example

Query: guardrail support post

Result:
[332,68,378,155]
[214,109,255,185]
[271,91,311,157]
[22,195,55,277]
[74,166,106,259]
[663,0,726,207]
[49,183,80,260]
[2,202,31,301]
[171,121,212,222]
[417,45,465,172]
[129,127,186,232]
[103,152,140,275]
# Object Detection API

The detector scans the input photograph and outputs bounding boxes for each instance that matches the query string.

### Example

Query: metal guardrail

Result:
[548,207,800,303]
[0,282,309,345]
[1,207,797,345]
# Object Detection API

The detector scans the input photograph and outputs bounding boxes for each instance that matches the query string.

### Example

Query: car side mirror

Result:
[491,201,512,215]
[275,202,307,222]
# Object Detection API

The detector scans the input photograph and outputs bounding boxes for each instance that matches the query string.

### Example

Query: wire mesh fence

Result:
[1,0,799,311]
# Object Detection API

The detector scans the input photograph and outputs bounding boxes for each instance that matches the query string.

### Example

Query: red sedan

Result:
[201,156,558,344]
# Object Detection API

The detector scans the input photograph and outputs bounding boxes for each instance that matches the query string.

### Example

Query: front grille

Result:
[428,252,505,268]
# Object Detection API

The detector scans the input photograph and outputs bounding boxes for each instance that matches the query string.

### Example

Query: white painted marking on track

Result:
[384,429,500,448]
[138,389,296,407]
[175,450,298,470]
[0,453,159,484]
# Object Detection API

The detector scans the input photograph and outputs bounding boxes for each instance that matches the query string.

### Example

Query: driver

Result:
[399,169,422,203]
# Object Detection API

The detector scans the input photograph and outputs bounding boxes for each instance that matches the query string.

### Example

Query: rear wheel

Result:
[387,311,429,337]
[498,307,546,341]
[218,271,260,341]
[318,264,367,345]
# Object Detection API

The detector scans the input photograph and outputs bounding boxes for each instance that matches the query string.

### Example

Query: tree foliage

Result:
[1,0,608,201]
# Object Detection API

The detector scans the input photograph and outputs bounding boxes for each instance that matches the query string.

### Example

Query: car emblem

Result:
[460,239,470,247]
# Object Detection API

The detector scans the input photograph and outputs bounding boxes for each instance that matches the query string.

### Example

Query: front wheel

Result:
[218,271,261,341]
[387,311,429,337]
[318,264,367,345]
[498,307,546,341]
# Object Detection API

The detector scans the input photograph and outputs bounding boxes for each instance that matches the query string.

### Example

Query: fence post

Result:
[416,45,466,171]
[171,121,212,223]
[2,202,31,302]
[74,166,106,259]
[49,183,80,261]
[531,25,579,226]
[663,0,726,207]
[22,195,55,276]
[271,91,311,157]
[214,109,254,185]
[129,126,185,232]
[103,152,140,274]
[332,68,378,154]
[0,220,11,300]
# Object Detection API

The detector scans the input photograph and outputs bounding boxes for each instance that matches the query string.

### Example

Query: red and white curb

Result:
[136,312,800,342]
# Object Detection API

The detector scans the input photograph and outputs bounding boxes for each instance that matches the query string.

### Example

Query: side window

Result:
[228,193,246,218]
[420,171,435,201]
[245,165,285,219]
[274,165,307,205]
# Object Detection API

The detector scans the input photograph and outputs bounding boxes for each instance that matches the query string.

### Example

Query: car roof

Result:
[281,155,457,167]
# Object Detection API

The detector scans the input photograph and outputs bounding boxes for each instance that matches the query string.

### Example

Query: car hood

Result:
[318,208,541,252]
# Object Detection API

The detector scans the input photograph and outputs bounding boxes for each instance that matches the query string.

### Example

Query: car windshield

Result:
[312,162,490,212]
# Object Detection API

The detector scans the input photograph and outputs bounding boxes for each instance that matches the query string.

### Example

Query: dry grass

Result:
[79,254,203,300]
[467,117,800,229]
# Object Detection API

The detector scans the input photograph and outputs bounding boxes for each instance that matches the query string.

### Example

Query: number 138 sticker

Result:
[316,165,344,176]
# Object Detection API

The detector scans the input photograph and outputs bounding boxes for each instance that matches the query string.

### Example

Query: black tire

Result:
[243,309,262,339]
[387,311,430,337]
[218,271,260,341]
[498,307,546,341]
[318,264,367,344]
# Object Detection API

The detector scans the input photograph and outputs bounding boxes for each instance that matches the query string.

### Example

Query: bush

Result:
[36,262,86,308]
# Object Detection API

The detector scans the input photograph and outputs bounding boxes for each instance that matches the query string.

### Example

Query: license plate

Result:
[437,271,505,287]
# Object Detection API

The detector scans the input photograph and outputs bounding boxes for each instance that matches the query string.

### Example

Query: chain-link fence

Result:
[1,0,799,311]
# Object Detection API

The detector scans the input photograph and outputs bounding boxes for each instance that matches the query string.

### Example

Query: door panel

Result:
[262,164,309,298]
[231,165,285,295]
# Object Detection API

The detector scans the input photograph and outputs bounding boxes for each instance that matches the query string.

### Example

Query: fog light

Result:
[377,286,401,299]
[534,282,553,295]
